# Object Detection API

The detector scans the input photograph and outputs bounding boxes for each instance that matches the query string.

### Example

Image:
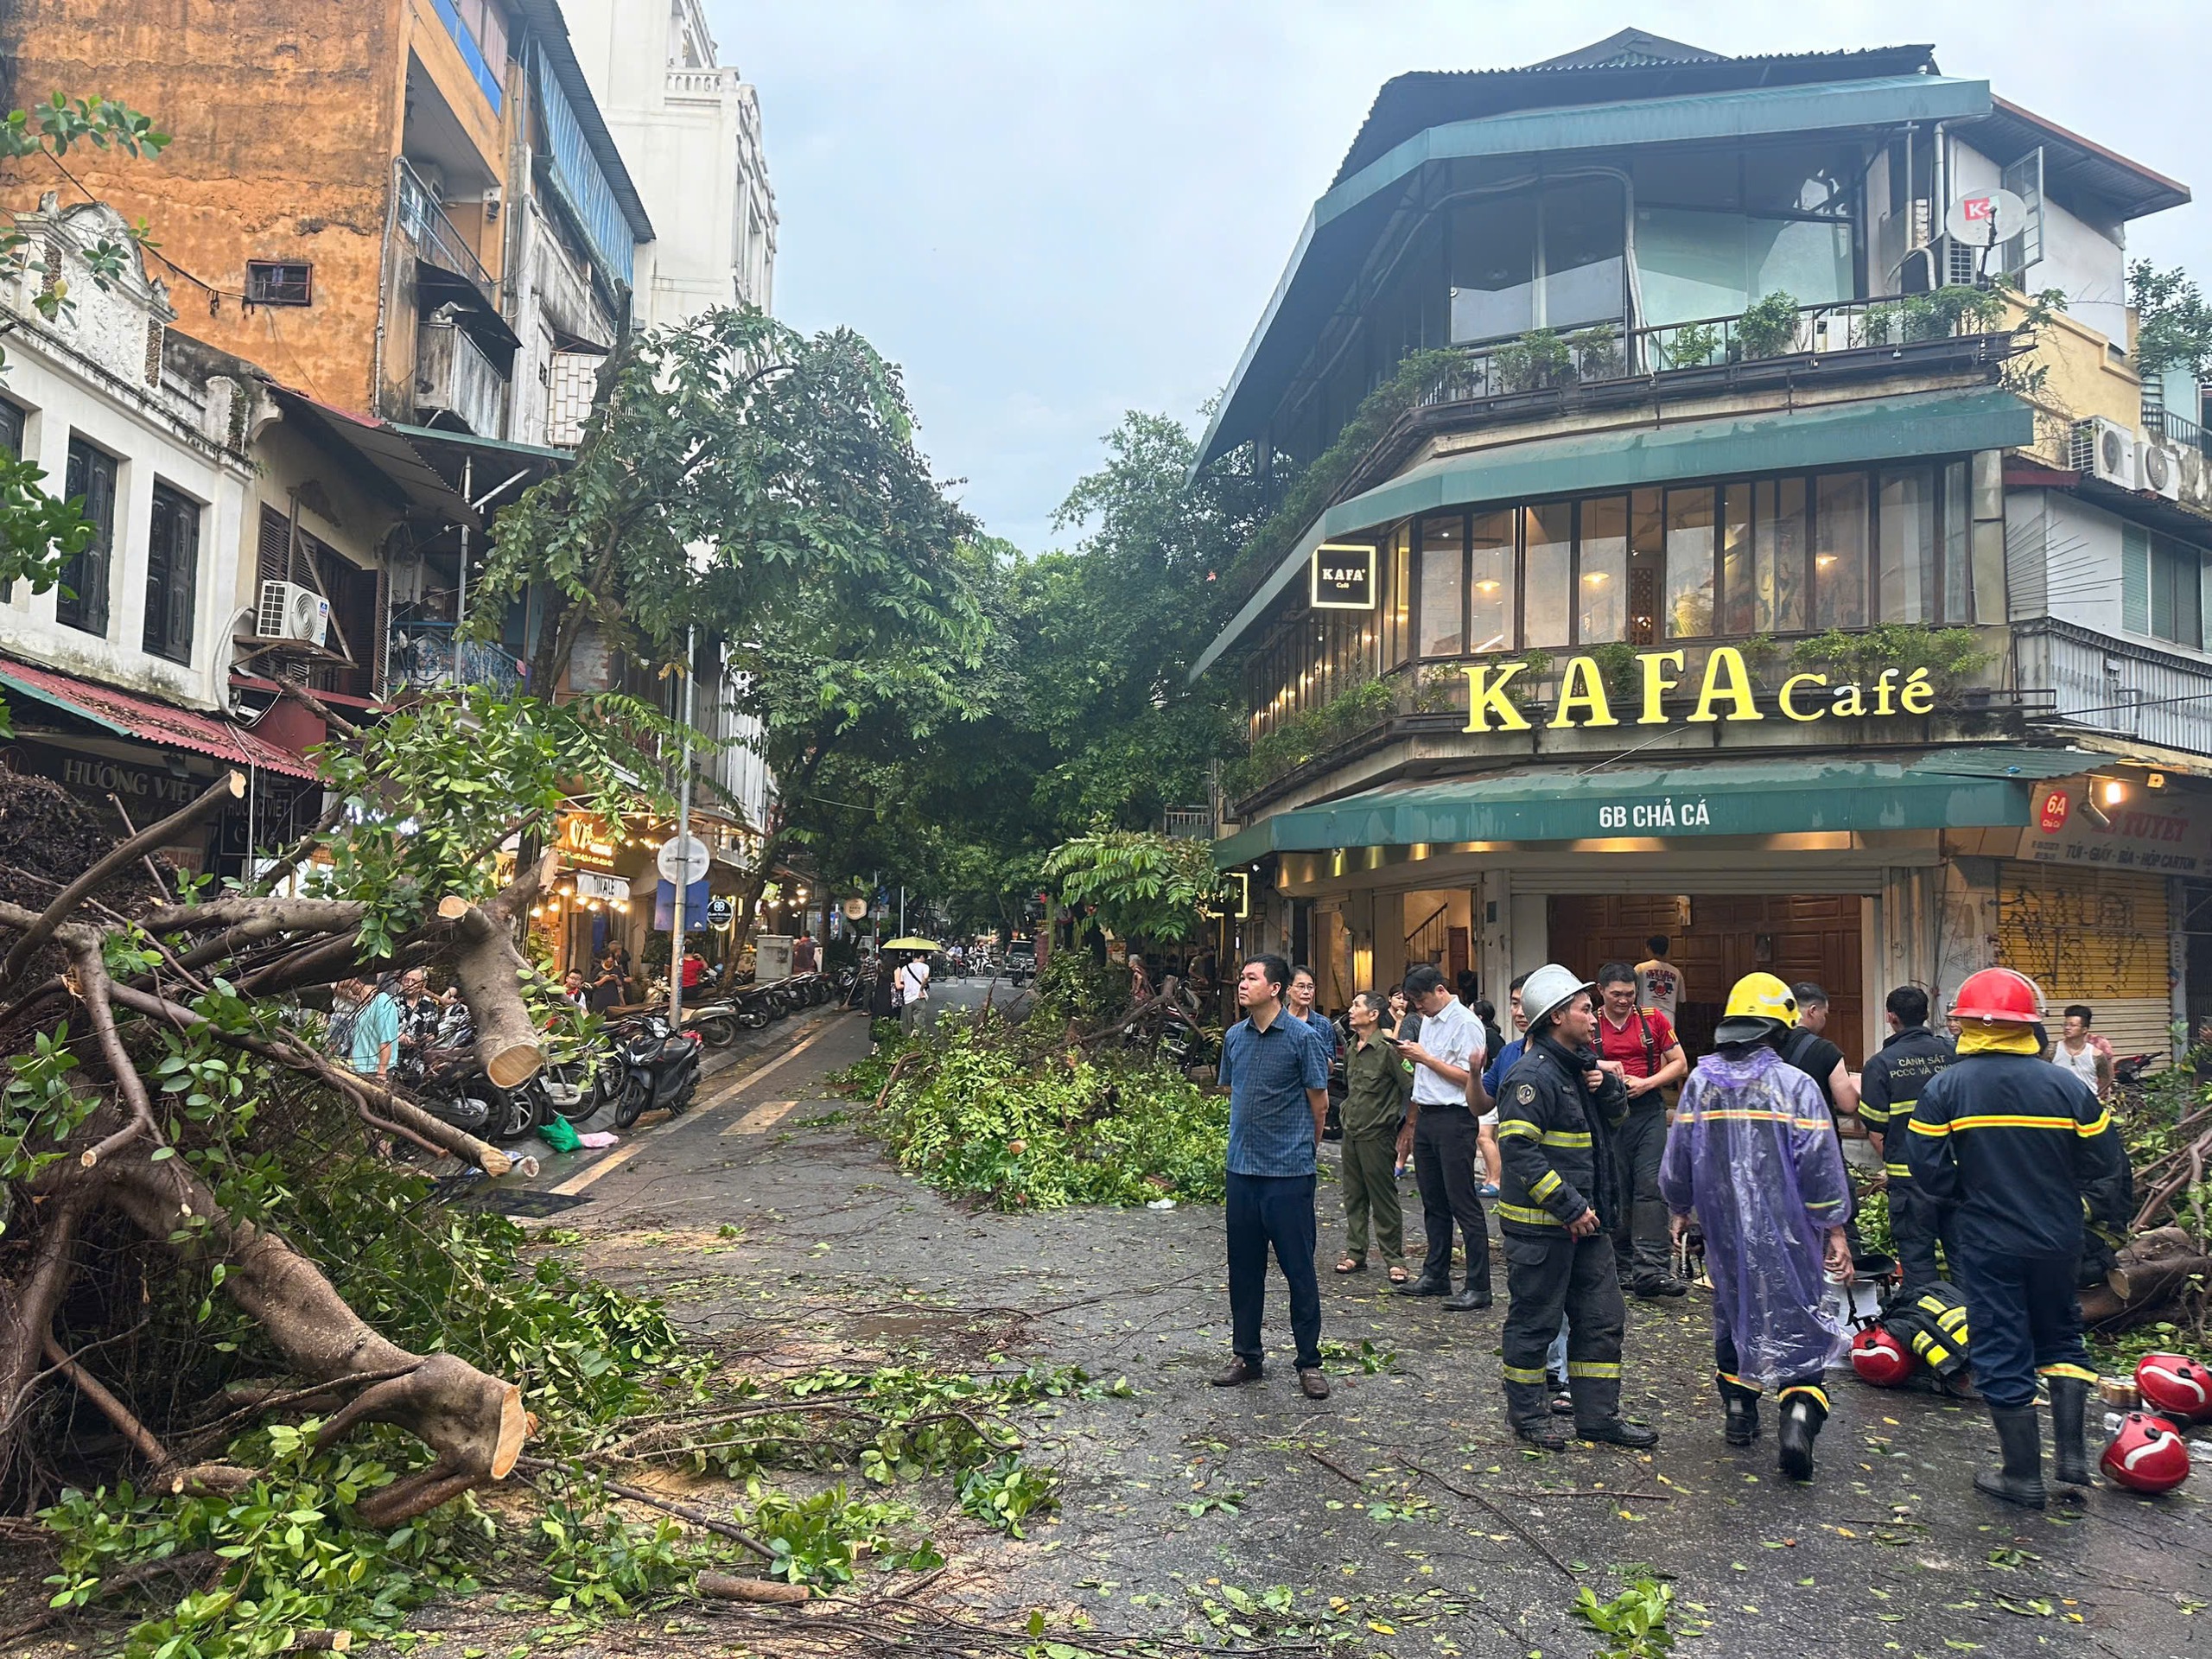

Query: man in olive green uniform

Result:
[1336,991,1414,1282]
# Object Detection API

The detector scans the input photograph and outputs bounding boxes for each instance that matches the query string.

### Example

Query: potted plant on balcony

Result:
[1662,321,1721,370]
[1496,327,1572,392]
[1732,290,1802,360]
[1568,323,1624,380]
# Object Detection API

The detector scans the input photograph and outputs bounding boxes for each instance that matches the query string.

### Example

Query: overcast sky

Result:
[704,2,2212,555]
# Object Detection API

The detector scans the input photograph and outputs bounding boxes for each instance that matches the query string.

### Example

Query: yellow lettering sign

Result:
[1637,651,1684,726]
[1462,661,1533,733]
[1830,681,1866,718]
[1688,646,1763,724]
[1898,669,1935,715]
[1550,655,1619,728]
[1778,672,1827,721]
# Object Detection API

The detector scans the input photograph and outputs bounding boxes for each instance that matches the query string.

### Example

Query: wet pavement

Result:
[545,983,2212,1659]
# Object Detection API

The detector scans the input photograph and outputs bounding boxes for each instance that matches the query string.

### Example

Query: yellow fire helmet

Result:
[1716,971,1797,1043]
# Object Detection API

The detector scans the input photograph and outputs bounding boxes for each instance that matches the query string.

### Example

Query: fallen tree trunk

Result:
[2080,1226,2212,1327]
[436,851,556,1090]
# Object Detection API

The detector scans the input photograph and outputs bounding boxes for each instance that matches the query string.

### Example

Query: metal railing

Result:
[666,66,743,99]
[2014,617,2212,757]
[1162,808,1215,840]
[1410,295,2004,408]
[387,628,524,698]
[395,158,493,297]
[2145,402,2212,460]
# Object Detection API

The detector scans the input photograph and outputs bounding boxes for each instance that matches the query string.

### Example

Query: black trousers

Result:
[1226,1171,1322,1371]
[1501,1231,1624,1428]
[1412,1105,1491,1290]
[1713,1331,1827,1403]
[1887,1179,1945,1290]
[1950,1246,2093,1411]
[1610,1103,1670,1285]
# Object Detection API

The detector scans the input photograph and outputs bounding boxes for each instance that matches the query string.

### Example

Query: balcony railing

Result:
[2014,616,2212,757]
[396,158,493,299]
[1162,808,1216,840]
[387,626,524,698]
[2145,402,2212,461]
[666,66,744,99]
[1411,295,2005,408]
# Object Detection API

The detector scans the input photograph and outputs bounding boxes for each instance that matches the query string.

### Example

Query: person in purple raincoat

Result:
[1662,971,1854,1484]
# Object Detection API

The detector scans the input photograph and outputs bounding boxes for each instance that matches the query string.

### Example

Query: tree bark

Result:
[435,849,556,1090]
[91,1149,525,1523]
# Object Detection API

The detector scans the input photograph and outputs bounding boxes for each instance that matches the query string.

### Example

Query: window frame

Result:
[245,261,314,307]
[57,435,118,638]
[143,480,202,665]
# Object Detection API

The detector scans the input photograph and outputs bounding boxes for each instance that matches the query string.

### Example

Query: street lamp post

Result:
[669,626,696,1028]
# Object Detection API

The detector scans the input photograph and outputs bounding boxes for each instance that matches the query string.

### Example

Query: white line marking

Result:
[542,1016,850,1196]
[721,1098,799,1136]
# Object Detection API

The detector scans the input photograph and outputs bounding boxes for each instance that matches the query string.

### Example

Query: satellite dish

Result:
[1944,189,2028,249]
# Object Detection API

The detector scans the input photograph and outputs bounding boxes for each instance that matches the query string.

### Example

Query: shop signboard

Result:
[706,895,734,927]
[575,870,628,903]
[1309,543,1376,610]
[2015,779,2212,875]
[1457,647,1938,733]
[654,877,710,931]
[556,812,621,872]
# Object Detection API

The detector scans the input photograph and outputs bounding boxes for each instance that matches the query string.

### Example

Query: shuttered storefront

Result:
[1997,863,2173,1058]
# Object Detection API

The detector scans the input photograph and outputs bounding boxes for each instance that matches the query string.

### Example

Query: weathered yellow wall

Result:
[0,0,407,416]
[2005,293,2145,465]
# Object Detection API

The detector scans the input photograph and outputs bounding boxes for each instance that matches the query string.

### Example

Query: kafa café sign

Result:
[1310,543,1376,610]
[1454,647,1938,732]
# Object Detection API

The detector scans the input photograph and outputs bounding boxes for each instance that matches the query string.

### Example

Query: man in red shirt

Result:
[1594,960,1689,1298]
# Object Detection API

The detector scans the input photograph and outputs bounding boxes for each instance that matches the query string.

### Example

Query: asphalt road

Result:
[519,982,2210,1658]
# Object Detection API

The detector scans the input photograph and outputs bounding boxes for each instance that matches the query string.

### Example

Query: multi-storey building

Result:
[1197,30,2211,1062]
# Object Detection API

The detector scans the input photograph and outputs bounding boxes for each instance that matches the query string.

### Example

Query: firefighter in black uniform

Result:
[1856,985,1955,1288]
[1495,963,1657,1452]
[1906,968,2132,1507]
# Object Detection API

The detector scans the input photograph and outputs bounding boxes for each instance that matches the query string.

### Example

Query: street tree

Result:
[1040,826,1225,946]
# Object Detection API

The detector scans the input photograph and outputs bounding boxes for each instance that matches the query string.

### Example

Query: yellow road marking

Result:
[721,1098,800,1136]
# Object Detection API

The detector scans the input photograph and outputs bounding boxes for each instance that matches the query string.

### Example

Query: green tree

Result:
[1041,827,1224,945]
[2129,259,2212,381]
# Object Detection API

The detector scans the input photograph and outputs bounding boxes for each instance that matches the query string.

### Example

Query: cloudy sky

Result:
[705,3,2212,555]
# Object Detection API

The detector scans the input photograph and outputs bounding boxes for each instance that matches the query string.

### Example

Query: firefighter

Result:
[1495,964,1656,1452]
[1660,973,1853,1481]
[1905,968,2132,1507]
[1855,986,1955,1289]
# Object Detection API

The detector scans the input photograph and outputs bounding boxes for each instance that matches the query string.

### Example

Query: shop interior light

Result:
[2101,778,2127,806]
[1583,570,1610,584]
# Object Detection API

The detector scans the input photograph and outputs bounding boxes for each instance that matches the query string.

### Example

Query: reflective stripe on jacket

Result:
[1495,1033,1629,1236]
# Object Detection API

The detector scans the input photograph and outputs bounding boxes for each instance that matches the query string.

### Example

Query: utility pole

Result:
[669,626,696,1027]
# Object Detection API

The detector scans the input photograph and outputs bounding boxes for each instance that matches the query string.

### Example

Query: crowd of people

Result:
[1212,944,2132,1506]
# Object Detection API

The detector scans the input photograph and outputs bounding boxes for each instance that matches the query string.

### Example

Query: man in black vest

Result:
[1856,986,1954,1288]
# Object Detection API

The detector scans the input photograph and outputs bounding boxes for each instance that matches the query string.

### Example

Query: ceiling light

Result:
[2101,778,2127,806]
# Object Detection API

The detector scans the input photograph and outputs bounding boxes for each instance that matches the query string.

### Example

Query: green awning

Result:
[1192,385,2035,680]
[1213,749,2092,867]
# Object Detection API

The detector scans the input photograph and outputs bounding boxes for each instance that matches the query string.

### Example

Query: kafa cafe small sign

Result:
[1310,543,1376,610]
[1457,647,1940,732]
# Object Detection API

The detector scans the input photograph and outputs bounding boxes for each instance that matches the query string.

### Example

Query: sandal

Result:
[1386,1264,1409,1285]
[1335,1256,1366,1274]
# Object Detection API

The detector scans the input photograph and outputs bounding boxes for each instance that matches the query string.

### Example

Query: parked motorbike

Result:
[609,1012,704,1129]
[2113,1052,2158,1087]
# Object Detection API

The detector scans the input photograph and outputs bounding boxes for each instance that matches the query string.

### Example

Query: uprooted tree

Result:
[0,285,982,1551]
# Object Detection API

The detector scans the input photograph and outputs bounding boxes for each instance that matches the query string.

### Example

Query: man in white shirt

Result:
[1395,963,1490,1309]
[1634,936,1685,1022]
[896,954,932,1035]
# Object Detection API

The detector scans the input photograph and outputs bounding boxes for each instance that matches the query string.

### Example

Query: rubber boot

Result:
[1630,1200,1687,1296]
[1974,1405,2047,1509]
[1777,1389,1828,1482]
[1719,1376,1761,1446]
[1572,1374,1660,1449]
[1505,1379,1565,1451]
[2048,1376,2092,1488]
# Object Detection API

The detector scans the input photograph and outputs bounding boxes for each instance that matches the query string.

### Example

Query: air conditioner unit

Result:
[257,579,329,646]
[1942,236,1980,288]
[2140,436,2183,500]
[2069,416,2138,490]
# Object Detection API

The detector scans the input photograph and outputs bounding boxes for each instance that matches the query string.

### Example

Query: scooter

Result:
[609,1012,703,1129]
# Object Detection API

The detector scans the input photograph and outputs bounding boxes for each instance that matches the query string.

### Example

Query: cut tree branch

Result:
[435,849,558,1089]
[69,942,162,1170]
[0,770,242,987]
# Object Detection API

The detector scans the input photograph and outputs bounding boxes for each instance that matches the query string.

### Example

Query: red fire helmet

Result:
[1949,967,2045,1025]
[2101,1411,2192,1494]
[1850,1325,1917,1388]
[2136,1353,2212,1423]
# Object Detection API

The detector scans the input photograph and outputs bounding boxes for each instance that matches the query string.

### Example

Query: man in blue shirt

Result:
[1214,952,1332,1399]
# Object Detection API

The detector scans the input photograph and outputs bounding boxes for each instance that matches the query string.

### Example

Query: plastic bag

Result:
[537,1114,582,1154]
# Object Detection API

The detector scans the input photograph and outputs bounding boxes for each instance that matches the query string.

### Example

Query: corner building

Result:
[1198,30,2212,1066]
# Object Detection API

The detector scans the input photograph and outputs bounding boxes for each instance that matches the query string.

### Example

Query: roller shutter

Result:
[1997,863,2173,1058]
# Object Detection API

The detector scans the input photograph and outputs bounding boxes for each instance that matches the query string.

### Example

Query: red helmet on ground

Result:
[1851,1325,1917,1387]
[1949,968,2044,1025]
[2101,1411,2192,1494]
[2136,1353,2212,1423]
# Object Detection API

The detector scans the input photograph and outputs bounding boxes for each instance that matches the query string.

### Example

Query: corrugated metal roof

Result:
[1333,38,1938,185]
[0,656,321,780]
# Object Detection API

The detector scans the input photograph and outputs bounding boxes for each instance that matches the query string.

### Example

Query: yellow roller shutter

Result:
[1997,864,2174,1059]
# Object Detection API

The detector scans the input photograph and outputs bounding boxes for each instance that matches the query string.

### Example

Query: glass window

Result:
[1383,524,1412,667]
[1578,495,1628,644]
[1942,461,1972,626]
[1628,487,1664,646]
[2151,536,2203,650]
[1468,508,1514,653]
[1719,483,1754,635]
[1815,473,1870,630]
[1878,467,1937,624]
[1449,195,1536,345]
[1541,178,1625,334]
[1522,502,1573,648]
[1663,488,1715,639]
[57,438,117,637]
[1754,478,1808,633]
[1419,514,1465,657]
[144,483,200,664]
